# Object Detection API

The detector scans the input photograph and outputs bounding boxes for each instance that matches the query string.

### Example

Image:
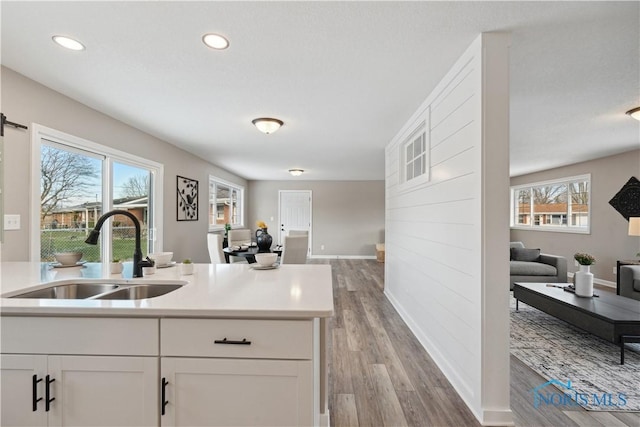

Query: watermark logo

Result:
[531,379,628,409]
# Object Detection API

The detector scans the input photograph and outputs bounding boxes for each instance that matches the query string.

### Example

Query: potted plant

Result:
[180,258,194,275]
[573,253,595,297]
[110,257,123,274]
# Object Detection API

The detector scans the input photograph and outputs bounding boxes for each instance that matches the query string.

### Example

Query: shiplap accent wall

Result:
[384,34,512,425]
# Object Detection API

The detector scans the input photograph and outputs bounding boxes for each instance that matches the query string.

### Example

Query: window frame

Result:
[398,108,430,192]
[208,175,244,231]
[510,173,591,234]
[30,124,164,262]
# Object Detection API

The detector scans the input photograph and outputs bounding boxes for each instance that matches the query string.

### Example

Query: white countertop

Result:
[0,262,334,319]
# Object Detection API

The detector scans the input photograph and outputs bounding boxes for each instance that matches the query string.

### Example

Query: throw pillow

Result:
[511,247,541,262]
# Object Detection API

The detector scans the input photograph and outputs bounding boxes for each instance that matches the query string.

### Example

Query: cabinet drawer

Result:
[1,317,158,356]
[161,319,313,359]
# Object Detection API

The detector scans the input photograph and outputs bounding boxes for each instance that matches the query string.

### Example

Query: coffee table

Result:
[513,282,640,364]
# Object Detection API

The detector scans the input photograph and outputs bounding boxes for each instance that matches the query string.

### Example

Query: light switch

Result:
[4,214,20,230]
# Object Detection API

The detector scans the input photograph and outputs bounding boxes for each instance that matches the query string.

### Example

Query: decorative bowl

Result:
[54,252,83,266]
[148,252,173,266]
[255,253,278,267]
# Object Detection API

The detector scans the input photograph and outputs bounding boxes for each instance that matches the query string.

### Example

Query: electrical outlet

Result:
[4,214,20,231]
[613,267,617,275]
[574,260,579,267]
[320,244,325,251]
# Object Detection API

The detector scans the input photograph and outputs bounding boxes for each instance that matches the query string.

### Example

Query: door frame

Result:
[278,190,312,255]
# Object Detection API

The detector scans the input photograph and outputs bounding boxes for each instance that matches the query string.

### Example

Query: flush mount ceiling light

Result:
[289,169,304,177]
[626,106,640,121]
[202,33,229,50]
[52,35,85,51]
[252,118,283,134]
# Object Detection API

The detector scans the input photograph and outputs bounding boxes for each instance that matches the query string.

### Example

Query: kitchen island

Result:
[0,262,333,427]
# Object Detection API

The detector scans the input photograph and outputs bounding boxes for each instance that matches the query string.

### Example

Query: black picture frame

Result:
[177,175,198,221]
[609,176,640,221]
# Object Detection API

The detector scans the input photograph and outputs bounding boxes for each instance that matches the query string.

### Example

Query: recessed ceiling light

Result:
[202,33,229,50]
[52,35,85,51]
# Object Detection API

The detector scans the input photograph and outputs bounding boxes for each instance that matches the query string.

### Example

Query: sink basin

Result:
[95,284,183,300]
[7,280,186,300]
[9,283,119,299]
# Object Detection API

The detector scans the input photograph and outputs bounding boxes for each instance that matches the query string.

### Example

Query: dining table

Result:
[223,245,282,264]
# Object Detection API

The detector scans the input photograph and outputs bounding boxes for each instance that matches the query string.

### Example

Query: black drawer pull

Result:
[32,375,43,411]
[45,375,55,412]
[161,378,169,415]
[214,338,251,345]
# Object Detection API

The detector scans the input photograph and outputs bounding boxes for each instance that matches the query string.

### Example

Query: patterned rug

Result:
[510,296,640,411]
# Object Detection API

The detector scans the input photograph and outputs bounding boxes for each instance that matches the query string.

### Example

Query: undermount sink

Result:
[8,280,186,300]
[10,283,119,299]
[95,284,183,300]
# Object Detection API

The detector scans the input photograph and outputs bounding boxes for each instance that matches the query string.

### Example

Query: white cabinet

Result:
[0,317,159,427]
[161,357,312,427]
[160,318,315,426]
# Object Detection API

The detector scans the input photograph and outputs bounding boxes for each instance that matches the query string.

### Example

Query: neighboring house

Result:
[515,203,589,227]
[43,196,148,229]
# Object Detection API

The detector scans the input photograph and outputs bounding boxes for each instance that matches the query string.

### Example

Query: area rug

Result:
[510,296,640,411]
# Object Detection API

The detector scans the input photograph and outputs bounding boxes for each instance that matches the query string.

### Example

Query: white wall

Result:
[384,34,512,425]
[248,180,384,257]
[1,67,247,263]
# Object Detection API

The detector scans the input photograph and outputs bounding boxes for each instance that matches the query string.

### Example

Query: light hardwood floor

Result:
[316,259,640,427]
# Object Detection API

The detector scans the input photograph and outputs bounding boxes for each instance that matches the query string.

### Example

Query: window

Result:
[511,174,590,233]
[398,108,430,191]
[32,125,163,262]
[209,176,244,230]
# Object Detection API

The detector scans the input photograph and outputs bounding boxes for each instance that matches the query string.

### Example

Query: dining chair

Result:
[280,235,309,264]
[207,233,225,264]
[227,229,251,264]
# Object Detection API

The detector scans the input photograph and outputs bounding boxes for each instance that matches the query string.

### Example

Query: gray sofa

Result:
[619,265,640,301]
[509,242,567,290]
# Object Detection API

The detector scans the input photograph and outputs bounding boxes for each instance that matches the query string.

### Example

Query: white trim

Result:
[31,124,164,262]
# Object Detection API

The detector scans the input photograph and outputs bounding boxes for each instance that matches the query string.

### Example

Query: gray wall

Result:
[247,180,384,257]
[510,149,640,283]
[1,67,247,263]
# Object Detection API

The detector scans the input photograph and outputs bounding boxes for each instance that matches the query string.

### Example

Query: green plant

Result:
[224,223,231,236]
[182,258,192,264]
[112,257,121,263]
[574,252,595,265]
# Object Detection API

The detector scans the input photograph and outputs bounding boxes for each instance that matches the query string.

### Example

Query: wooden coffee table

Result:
[513,282,640,364]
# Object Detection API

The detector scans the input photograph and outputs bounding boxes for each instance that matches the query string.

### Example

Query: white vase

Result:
[180,263,194,275]
[574,264,593,297]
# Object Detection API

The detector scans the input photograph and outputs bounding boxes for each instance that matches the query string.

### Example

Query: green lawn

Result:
[40,228,148,262]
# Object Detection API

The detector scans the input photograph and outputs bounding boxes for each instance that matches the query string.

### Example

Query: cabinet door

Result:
[161,357,313,427]
[0,354,48,427]
[47,355,158,427]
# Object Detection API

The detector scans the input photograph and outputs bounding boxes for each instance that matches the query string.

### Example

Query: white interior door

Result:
[278,191,311,252]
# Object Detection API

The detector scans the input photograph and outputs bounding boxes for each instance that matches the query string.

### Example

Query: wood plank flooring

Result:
[316,259,640,427]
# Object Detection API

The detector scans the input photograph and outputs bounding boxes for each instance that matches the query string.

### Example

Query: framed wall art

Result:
[177,175,198,221]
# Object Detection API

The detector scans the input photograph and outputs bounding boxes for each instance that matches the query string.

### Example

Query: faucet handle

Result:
[138,258,154,268]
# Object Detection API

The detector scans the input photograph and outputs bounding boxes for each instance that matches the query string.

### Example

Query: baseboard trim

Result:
[567,272,616,289]
[309,255,376,260]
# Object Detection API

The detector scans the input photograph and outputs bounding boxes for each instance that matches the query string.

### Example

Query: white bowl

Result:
[148,252,173,266]
[54,252,83,265]
[254,253,278,267]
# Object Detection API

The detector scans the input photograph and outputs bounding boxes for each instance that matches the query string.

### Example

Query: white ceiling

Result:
[2,1,639,181]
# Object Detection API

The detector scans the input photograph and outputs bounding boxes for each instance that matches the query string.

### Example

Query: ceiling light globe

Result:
[252,118,283,134]
[289,169,304,177]
[202,33,229,50]
[52,35,85,51]
[626,107,640,121]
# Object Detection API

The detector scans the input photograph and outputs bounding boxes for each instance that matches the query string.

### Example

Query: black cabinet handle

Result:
[214,338,251,345]
[45,375,55,411]
[161,378,168,415]
[32,375,42,411]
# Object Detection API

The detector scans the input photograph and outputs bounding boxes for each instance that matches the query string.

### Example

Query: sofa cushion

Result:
[634,279,640,293]
[511,247,541,262]
[510,261,557,276]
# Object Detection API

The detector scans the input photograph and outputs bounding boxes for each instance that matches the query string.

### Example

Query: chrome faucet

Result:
[85,209,152,277]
